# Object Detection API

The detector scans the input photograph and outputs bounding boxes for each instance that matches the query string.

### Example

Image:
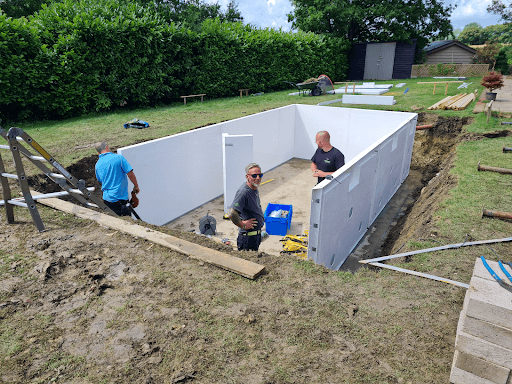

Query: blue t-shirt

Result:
[95,152,133,202]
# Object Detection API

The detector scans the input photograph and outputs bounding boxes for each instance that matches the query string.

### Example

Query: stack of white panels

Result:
[450,258,512,384]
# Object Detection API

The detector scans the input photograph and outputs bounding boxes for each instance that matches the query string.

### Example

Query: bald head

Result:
[316,131,330,142]
[315,131,332,151]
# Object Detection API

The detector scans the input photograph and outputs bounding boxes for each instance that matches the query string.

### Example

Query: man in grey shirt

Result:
[229,163,265,251]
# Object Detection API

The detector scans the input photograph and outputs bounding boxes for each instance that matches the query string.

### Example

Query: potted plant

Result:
[481,71,504,101]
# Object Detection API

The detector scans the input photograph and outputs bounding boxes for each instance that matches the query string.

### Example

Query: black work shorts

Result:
[237,233,261,251]
[104,200,131,217]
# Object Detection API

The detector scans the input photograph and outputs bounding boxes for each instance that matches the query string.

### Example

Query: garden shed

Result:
[346,40,417,80]
[423,40,476,65]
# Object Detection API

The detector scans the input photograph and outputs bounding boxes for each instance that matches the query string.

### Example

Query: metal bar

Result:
[503,146,512,153]
[477,161,512,175]
[1,173,18,179]
[0,150,14,223]
[416,124,434,130]
[0,187,95,205]
[7,200,28,208]
[48,173,66,179]
[501,122,512,125]
[359,236,512,264]
[10,128,115,216]
[7,128,45,232]
[0,145,9,150]
[366,262,469,289]
[28,155,46,161]
[482,207,512,220]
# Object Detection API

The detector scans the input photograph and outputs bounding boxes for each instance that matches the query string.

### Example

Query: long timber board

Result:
[36,196,265,279]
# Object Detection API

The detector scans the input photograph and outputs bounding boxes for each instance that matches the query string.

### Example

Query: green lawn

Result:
[9,77,486,166]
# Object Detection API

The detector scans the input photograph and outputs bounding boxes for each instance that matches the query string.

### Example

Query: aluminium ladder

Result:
[0,126,115,231]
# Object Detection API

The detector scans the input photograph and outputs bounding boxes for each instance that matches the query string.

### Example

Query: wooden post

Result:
[433,83,437,95]
[445,82,449,95]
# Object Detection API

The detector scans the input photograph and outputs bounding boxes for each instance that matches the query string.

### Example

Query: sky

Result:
[212,0,506,33]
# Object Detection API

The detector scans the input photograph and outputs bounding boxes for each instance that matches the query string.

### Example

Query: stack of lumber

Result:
[450,258,512,384]
[427,93,476,111]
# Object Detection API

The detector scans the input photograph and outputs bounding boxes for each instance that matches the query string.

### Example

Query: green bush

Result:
[495,49,509,75]
[0,0,350,122]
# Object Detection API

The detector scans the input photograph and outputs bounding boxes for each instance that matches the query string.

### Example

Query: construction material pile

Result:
[280,231,308,259]
[427,93,476,111]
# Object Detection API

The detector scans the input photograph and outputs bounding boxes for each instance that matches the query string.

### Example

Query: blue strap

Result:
[481,256,502,282]
[498,261,512,283]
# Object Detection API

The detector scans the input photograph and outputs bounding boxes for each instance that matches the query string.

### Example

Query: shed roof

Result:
[423,40,476,55]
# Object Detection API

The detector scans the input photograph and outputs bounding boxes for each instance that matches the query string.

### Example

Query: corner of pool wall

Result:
[307,110,418,270]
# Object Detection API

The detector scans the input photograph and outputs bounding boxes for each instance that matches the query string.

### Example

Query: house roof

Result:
[423,40,476,55]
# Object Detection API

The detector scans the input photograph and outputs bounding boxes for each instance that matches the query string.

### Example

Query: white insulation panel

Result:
[308,112,417,270]
[118,104,417,270]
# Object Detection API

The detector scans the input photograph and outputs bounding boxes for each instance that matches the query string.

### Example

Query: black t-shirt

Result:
[311,146,345,183]
[231,183,264,233]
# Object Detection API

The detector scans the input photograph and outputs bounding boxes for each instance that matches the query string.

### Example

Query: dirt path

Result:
[0,112,501,383]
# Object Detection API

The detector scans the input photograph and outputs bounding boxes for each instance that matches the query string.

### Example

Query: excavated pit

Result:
[27,112,480,268]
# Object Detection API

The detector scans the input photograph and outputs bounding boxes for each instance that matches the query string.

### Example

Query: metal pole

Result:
[477,161,512,175]
[482,207,512,220]
[416,124,434,130]
[503,146,512,153]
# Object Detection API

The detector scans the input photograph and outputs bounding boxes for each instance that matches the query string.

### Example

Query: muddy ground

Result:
[0,113,509,383]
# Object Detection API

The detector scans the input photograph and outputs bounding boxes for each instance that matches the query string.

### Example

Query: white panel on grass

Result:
[222,134,253,214]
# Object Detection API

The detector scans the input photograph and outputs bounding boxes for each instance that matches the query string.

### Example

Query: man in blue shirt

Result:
[311,130,345,184]
[95,142,140,217]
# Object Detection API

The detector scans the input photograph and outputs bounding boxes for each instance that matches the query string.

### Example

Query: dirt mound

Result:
[27,155,100,194]
[381,114,467,255]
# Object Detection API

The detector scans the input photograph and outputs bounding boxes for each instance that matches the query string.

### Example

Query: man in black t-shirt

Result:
[311,131,345,184]
[229,163,265,251]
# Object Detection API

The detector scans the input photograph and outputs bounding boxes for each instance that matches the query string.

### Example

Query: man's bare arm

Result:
[229,208,257,230]
[229,208,242,227]
[127,170,140,193]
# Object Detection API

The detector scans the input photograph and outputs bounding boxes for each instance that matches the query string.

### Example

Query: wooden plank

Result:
[36,195,265,279]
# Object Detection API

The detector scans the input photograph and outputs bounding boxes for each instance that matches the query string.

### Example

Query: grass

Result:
[6,77,485,169]
[2,77,512,383]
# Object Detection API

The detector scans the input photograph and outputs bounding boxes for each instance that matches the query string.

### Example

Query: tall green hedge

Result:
[0,0,350,122]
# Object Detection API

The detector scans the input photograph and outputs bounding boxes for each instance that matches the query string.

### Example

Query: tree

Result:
[495,49,510,74]
[0,0,54,18]
[458,26,485,45]
[488,0,512,22]
[481,71,504,92]
[151,0,243,29]
[474,41,502,69]
[287,0,454,50]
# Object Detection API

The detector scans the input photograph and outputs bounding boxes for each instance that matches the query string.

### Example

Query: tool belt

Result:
[241,230,261,236]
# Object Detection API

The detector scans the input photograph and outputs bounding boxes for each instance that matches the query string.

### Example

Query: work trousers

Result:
[104,199,132,217]
[237,233,261,251]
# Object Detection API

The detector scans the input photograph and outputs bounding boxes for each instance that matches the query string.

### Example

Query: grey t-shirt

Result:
[231,183,264,233]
